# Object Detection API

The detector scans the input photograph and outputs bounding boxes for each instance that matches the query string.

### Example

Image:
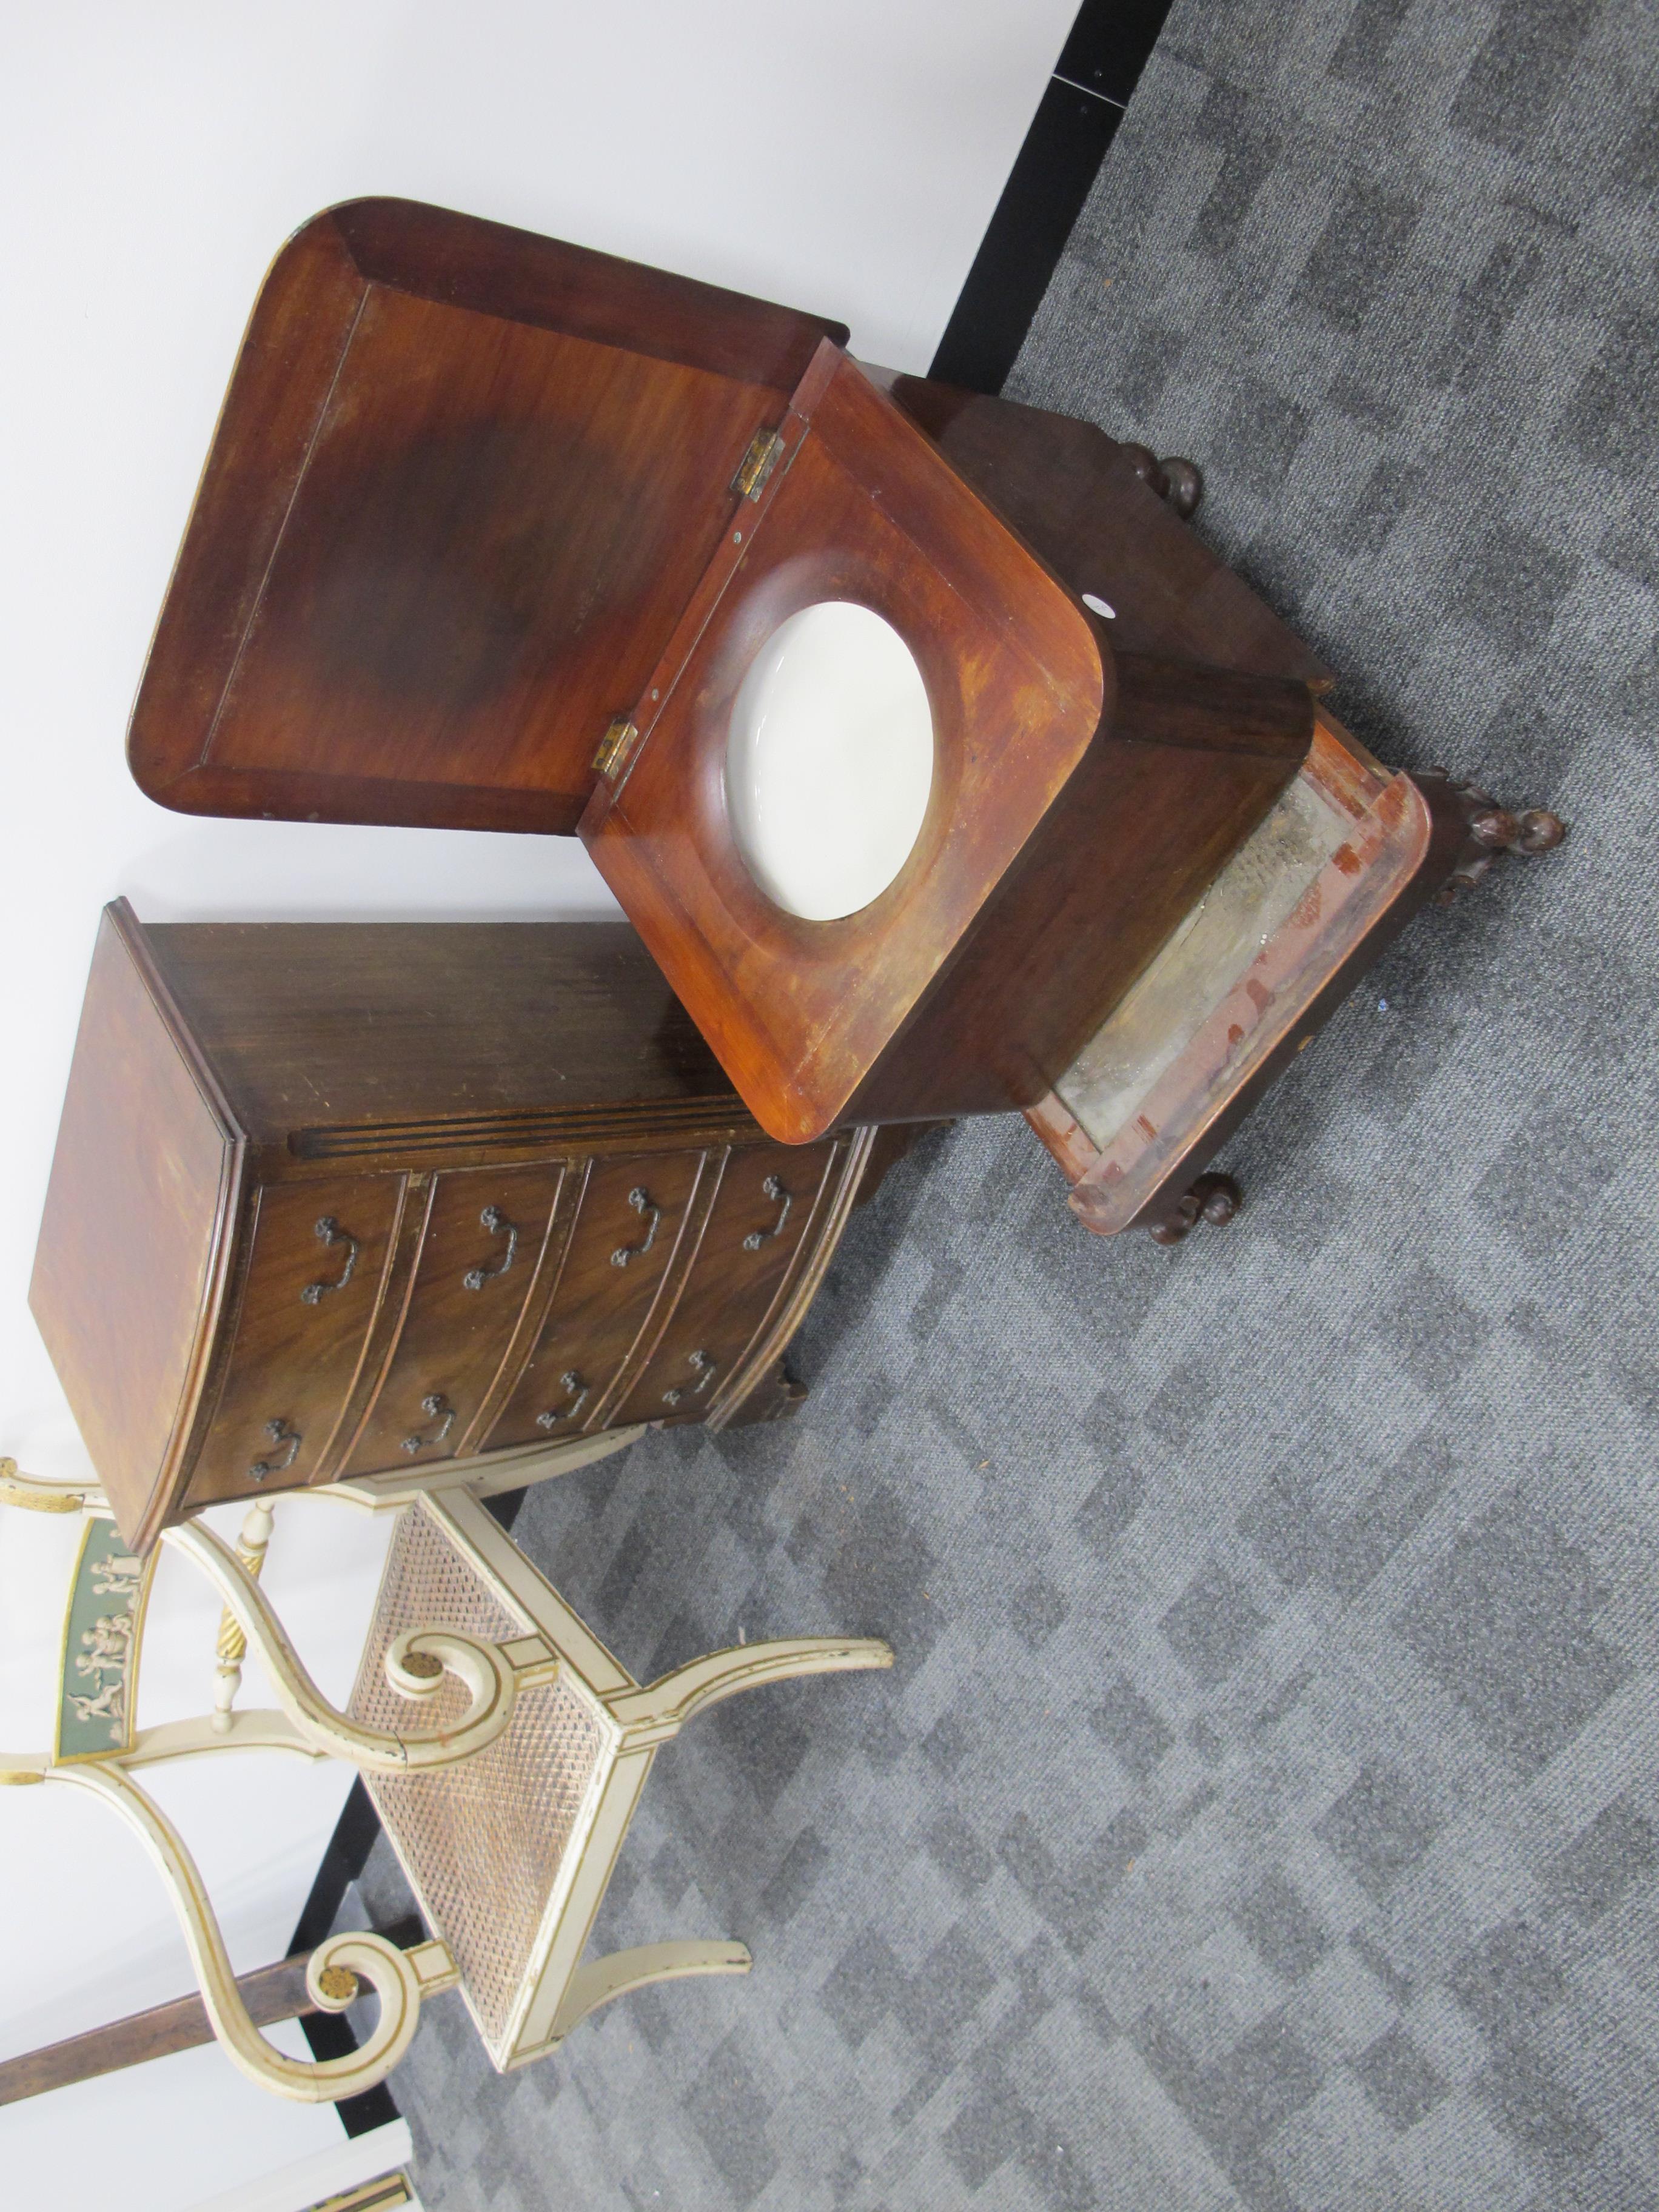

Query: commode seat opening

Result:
[724,600,934,922]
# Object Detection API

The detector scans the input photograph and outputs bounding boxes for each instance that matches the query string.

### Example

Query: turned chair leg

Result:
[1148,1172,1241,1247]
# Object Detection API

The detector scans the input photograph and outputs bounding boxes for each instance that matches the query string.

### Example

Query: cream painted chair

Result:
[0,1446,892,2100]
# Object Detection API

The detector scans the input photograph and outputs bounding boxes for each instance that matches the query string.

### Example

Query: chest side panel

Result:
[143,920,748,1146]
[30,906,244,1550]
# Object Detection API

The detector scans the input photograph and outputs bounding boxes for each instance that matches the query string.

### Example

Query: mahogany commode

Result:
[118,196,1563,1242]
[125,197,1313,1146]
[30,905,897,1553]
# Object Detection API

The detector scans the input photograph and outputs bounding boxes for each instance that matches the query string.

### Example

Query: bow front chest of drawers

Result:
[32,903,890,1552]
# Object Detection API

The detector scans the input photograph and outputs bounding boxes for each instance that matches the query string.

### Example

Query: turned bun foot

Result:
[1422,771,1567,902]
[1470,805,1566,855]
[1119,443,1204,518]
[1148,1172,1241,1246]
[1157,456,1204,518]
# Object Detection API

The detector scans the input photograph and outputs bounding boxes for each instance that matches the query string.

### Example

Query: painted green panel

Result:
[55,1517,155,1761]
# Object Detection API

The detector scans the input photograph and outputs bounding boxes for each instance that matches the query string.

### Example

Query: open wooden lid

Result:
[127,198,848,834]
[578,344,1106,1143]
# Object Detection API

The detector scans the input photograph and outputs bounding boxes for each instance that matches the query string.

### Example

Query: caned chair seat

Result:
[349,1499,616,2067]
[349,1486,891,2070]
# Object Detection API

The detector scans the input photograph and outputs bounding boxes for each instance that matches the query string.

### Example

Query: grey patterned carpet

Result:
[365,2,1659,2203]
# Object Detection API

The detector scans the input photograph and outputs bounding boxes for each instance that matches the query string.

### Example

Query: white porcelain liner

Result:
[724,601,934,922]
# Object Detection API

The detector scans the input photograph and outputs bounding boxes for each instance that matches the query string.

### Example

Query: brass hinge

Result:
[731,428,786,501]
[592,716,640,780]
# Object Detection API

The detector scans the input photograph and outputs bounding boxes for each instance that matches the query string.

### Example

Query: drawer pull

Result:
[248,1418,301,1481]
[300,1217,358,1305]
[665,1349,719,1408]
[611,1187,662,1268]
[463,1205,519,1290]
[400,1393,456,1456]
[743,1175,792,1250]
[535,1370,589,1429]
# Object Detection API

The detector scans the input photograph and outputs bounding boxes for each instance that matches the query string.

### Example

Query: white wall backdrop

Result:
[0,1,1074,2202]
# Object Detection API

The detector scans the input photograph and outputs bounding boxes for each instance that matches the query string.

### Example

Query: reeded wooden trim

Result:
[290,1094,762,1162]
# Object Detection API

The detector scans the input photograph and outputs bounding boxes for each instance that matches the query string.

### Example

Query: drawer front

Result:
[342,1162,568,1474]
[186,1175,405,1507]
[614,1141,835,1425]
[486,1150,709,1446]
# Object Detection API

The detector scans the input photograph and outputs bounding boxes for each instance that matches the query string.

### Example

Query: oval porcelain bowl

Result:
[724,600,934,922]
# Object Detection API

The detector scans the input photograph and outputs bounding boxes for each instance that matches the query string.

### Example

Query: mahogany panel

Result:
[581,346,1107,1141]
[482,1150,709,1447]
[848,654,1315,1119]
[879,375,1333,689]
[330,198,847,389]
[144,919,748,1155]
[30,907,244,1549]
[184,1175,405,1509]
[197,293,789,811]
[129,199,846,836]
[126,217,368,808]
[340,1162,566,1473]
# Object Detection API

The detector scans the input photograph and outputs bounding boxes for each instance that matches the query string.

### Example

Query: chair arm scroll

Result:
[38,1761,457,2102]
[0,1460,98,1515]
[163,1522,521,1771]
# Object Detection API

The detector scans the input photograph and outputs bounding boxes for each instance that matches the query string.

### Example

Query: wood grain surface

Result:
[128,198,846,836]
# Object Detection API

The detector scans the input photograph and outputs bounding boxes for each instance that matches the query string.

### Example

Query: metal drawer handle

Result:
[743,1176,791,1250]
[248,1418,301,1481]
[463,1205,518,1290]
[401,1393,456,1456]
[611,1187,662,1268]
[300,1217,358,1304]
[664,1349,719,1407]
[535,1370,589,1430]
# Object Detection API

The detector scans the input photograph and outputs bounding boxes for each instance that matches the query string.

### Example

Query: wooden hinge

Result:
[592,716,640,780]
[731,428,785,501]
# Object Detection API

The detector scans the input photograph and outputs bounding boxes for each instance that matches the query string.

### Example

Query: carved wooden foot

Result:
[1148,1173,1240,1246]
[717,1358,807,1428]
[1420,771,1566,901]
[1120,443,1204,519]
